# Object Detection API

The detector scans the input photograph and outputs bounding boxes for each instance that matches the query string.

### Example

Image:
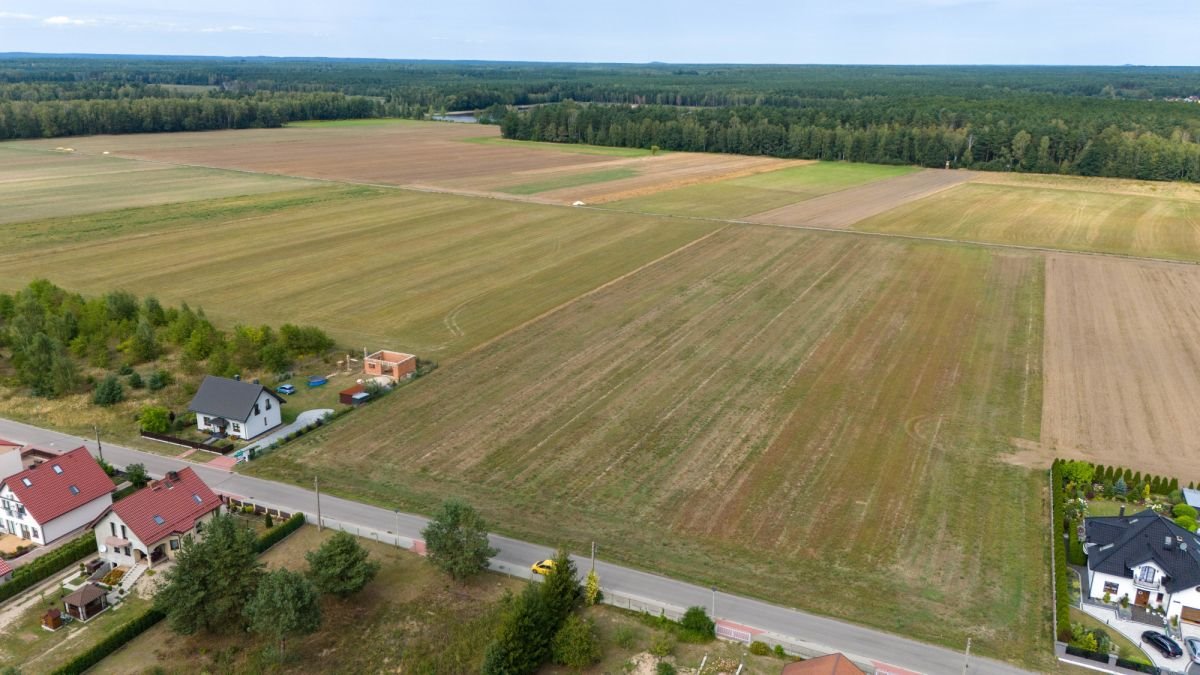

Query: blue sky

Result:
[0,0,1196,64]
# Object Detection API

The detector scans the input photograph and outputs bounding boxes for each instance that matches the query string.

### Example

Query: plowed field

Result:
[250,228,1048,662]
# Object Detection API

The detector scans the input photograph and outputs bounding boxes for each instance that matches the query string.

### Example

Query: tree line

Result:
[0,279,334,399]
[501,101,1200,182]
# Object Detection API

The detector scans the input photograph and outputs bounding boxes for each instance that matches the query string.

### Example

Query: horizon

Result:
[1,1,1197,66]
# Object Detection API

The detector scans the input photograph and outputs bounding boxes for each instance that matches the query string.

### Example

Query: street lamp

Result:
[711,586,717,617]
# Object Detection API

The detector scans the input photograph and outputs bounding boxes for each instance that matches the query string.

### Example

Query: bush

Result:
[50,608,165,674]
[256,513,305,554]
[138,405,171,434]
[614,625,637,650]
[1174,503,1197,519]
[656,662,677,675]
[1175,515,1197,532]
[92,374,124,406]
[127,371,144,389]
[551,615,602,669]
[774,644,786,658]
[147,369,172,391]
[679,606,715,641]
[1052,461,1072,641]
[749,641,771,656]
[264,513,273,529]
[0,533,98,602]
[649,632,674,657]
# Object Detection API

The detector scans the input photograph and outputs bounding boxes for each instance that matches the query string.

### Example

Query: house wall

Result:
[94,511,148,565]
[194,391,281,440]
[1168,587,1200,623]
[42,494,112,544]
[1088,562,1170,609]
[0,483,45,544]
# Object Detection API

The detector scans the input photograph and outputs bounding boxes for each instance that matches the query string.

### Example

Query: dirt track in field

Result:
[1039,254,1200,478]
[744,169,976,228]
[7,122,794,205]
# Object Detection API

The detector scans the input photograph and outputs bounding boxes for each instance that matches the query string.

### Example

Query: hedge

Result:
[255,512,305,553]
[1090,461,1178,496]
[1064,644,1110,664]
[50,608,165,675]
[1052,460,1072,642]
[1115,658,1157,673]
[0,532,97,603]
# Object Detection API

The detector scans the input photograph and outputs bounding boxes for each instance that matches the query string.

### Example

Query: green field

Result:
[461,135,659,157]
[248,228,1050,666]
[0,187,717,358]
[0,145,314,224]
[606,161,919,218]
[854,181,1200,261]
[497,167,638,195]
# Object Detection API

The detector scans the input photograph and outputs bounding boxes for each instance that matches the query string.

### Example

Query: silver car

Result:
[1186,636,1200,664]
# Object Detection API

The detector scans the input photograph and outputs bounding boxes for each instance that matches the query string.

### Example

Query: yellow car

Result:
[531,559,556,575]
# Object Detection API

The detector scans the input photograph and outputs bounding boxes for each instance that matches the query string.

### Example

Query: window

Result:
[1137,566,1158,584]
[30,527,38,540]
[124,546,131,556]
[153,515,165,525]
[231,422,241,434]
[253,404,260,416]
[1103,581,1119,595]
[52,464,63,474]
[21,478,31,487]
[1157,592,1165,603]
[110,522,116,536]
[170,539,180,551]
[192,494,203,504]
[265,399,272,410]
[121,525,127,539]
[68,485,79,495]
[195,520,204,533]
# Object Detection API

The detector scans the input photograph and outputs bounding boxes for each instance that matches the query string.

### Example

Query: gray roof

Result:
[187,376,282,422]
[1085,509,1200,593]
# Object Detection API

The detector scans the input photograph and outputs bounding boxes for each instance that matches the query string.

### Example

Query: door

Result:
[1135,589,1150,606]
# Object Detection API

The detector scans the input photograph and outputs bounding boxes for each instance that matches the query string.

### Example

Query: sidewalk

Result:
[1078,602,1175,671]
[242,408,333,453]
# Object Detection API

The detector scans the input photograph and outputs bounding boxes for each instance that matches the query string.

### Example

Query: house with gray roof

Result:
[1084,508,1200,626]
[187,375,283,441]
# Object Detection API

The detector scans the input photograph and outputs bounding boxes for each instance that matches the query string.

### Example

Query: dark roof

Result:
[111,467,222,544]
[64,583,107,606]
[187,376,282,422]
[0,446,114,524]
[1086,509,1200,592]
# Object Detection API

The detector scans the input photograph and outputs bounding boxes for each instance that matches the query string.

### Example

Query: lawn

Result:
[498,167,639,195]
[462,135,660,157]
[248,228,1051,667]
[0,187,717,359]
[0,145,314,225]
[1068,607,1153,665]
[606,161,918,218]
[0,584,153,672]
[853,181,1200,262]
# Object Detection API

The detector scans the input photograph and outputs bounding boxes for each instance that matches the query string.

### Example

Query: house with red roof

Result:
[0,446,114,546]
[0,558,12,585]
[94,467,222,569]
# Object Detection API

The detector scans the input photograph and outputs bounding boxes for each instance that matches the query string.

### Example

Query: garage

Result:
[1182,606,1200,625]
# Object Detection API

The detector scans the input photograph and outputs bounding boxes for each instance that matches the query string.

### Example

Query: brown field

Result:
[745,169,975,228]
[250,227,1050,664]
[1038,254,1200,478]
[975,171,1200,202]
[4,121,794,206]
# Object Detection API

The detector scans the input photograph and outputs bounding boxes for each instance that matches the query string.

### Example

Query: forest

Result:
[3,55,1200,180]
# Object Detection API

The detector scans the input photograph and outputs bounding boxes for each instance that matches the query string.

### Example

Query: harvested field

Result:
[250,228,1049,665]
[1039,255,1200,478]
[4,121,793,206]
[0,187,717,357]
[496,167,638,195]
[975,171,1200,202]
[854,182,1200,261]
[606,161,918,219]
[0,145,312,224]
[745,169,974,228]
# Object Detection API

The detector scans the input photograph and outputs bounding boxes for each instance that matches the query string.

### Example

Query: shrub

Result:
[1173,503,1197,519]
[0,533,97,602]
[118,363,134,376]
[551,615,602,670]
[614,625,637,650]
[256,513,305,554]
[656,662,677,675]
[649,632,674,657]
[773,644,786,658]
[305,530,379,598]
[127,371,144,389]
[1052,461,1072,641]
[92,374,124,406]
[147,369,172,391]
[50,608,164,674]
[749,641,771,656]
[679,606,715,641]
[1175,515,1198,532]
[264,513,273,529]
[138,406,171,434]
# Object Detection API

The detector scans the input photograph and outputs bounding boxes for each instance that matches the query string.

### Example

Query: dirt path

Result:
[1039,254,1200,477]
[744,169,976,228]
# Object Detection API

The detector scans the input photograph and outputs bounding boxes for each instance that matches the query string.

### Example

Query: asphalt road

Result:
[0,416,1033,675]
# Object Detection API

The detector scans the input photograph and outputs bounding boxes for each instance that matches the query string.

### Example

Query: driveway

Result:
[242,409,333,454]
[1077,601,1183,671]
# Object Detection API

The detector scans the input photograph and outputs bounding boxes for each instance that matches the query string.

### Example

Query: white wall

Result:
[0,448,23,481]
[194,391,281,440]
[94,510,146,565]
[42,493,112,543]
[1089,563,1171,610]
[0,483,46,544]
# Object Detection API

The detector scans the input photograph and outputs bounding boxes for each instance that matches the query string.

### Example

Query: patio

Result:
[0,532,34,556]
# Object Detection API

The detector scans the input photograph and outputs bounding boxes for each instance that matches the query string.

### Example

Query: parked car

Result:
[276,384,296,395]
[1185,636,1200,664]
[1143,630,1183,658]
[530,559,555,575]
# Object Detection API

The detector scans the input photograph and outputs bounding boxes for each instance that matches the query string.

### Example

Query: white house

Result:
[188,375,284,441]
[94,467,222,569]
[1085,508,1200,626]
[0,446,114,546]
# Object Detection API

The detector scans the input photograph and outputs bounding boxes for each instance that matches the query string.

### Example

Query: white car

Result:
[1186,636,1200,664]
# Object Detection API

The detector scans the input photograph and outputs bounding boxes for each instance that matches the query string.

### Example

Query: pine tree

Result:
[245,568,321,660]
[305,531,379,598]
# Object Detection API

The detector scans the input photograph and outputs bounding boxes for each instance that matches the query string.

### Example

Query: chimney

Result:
[1119,505,1126,517]
[167,470,179,482]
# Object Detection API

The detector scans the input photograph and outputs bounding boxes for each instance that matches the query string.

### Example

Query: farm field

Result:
[852,181,1200,261]
[2,120,794,205]
[1035,255,1200,478]
[248,227,1050,665]
[0,186,717,357]
[974,171,1200,202]
[0,145,313,224]
[605,161,918,219]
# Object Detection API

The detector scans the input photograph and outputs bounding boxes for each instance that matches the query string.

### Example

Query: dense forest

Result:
[3,55,1200,180]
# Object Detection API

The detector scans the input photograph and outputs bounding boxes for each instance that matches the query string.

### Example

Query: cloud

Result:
[200,24,254,33]
[0,11,36,20]
[43,16,96,26]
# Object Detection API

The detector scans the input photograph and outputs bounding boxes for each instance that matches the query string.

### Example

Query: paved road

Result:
[0,416,1033,675]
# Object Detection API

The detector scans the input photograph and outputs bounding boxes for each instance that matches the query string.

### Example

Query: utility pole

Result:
[962,637,971,674]
[711,586,717,618]
[590,541,596,572]
[93,424,104,463]
[395,510,401,541]
[314,476,322,532]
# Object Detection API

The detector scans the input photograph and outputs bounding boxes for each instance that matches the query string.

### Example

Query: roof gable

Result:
[0,446,114,524]
[781,654,866,675]
[187,375,281,422]
[110,467,221,544]
[1086,509,1200,592]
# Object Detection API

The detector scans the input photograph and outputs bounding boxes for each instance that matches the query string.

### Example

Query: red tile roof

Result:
[0,558,11,576]
[781,654,866,675]
[1,446,114,524]
[111,467,221,545]
[0,438,20,448]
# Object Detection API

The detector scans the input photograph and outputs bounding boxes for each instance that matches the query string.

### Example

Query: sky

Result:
[0,0,1196,65]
